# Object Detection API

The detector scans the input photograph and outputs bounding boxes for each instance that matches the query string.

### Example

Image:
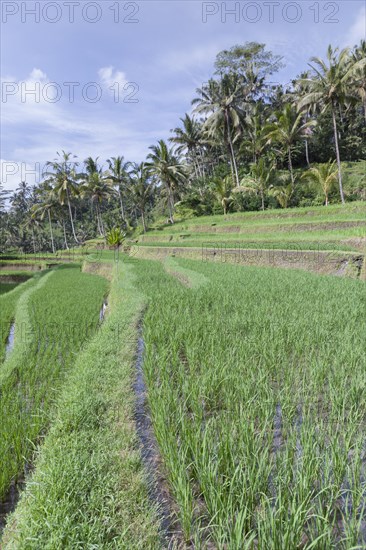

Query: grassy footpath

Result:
[135,258,366,548]
[2,261,160,549]
[0,266,108,501]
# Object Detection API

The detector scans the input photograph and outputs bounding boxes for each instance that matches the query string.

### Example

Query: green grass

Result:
[2,262,160,549]
[0,283,19,295]
[0,265,108,502]
[133,257,366,547]
[140,202,366,254]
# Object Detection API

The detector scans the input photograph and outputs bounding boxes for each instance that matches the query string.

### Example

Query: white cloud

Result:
[98,66,128,95]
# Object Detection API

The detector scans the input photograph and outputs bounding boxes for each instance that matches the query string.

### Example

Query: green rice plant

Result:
[133,257,366,547]
[0,265,108,501]
[2,262,160,548]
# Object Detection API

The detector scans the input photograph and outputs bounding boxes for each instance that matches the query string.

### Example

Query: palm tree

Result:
[270,183,293,209]
[303,160,338,206]
[238,158,274,211]
[23,213,40,254]
[298,46,366,204]
[170,114,205,179]
[192,75,245,187]
[33,187,58,253]
[82,172,115,237]
[44,151,80,243]
[0,184,9,214]
[211,175,233,215]
[265,104,316,188]
[147,140,186,224]
[351,40,366,124]
[241,108,268,164]
[105,156,131,221]
[129,163,154,233]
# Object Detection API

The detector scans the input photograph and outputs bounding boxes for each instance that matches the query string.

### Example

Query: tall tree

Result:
[82,172,115,237]
[298,46,366,204]
[44,151,81,243]
[147,140,186,224]
[193,75,245,187]
[170,114,205,179]
[129,163,154,233]
[106,156,131,221]
[265,104,316,188]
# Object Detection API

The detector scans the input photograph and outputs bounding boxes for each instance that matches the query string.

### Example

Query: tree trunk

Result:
[167,186,174,224]
[332,105,345,204]
[48,209,55,254]
[62,220,69,250]
[99,205,105,236]
[261,190,265,211]
[305,139,310,167]
[141,211,147,233]
[226,110,240,187]
[67,190,79,243]
[118,186,125,220]
[325,192,329,206]
[31,228,36,255]
[288,146,295,189]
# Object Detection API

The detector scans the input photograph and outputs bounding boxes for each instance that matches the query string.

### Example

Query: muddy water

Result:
[0,464,31,534]
[134,329,184,548]
[99,301,107,322]
[5,322,15,357]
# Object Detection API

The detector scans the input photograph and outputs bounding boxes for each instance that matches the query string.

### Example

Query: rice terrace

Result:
[1,2,366,548]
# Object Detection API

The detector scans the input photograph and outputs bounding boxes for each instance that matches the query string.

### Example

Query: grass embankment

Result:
[135,258,366,547]
[2,261,160,549]
[0,276,39,363]
[0,265,108,502]
[138,202,366,253]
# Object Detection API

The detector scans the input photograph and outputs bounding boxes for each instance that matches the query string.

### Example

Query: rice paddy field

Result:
[137,202,366,254]
[0,203,365,548]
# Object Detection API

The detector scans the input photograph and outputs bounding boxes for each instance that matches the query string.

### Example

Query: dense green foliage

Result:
[0,42,365,252]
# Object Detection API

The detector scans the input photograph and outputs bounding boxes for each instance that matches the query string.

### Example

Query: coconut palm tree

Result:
[0,184,9,214]
[265,104,316,189]
[44,151,81,243]
[23,213,40,254]
[270,184,293,209]
[81,172,115,237]
[147,140,187,224]
[238,158,274,211]
[303,160,338,206]
[33,187,58,253]
[129,163,154,233]
[351,40,366,124]
[192,75,245,187]
[105,156,131,221]
[211,175,233,215]
[170,114,206,179]
[298,46,366,204]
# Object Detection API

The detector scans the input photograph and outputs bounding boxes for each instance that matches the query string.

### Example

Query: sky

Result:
[1,0,365,191]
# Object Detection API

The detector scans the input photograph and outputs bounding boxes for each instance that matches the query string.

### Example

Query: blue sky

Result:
[1,0,365,190]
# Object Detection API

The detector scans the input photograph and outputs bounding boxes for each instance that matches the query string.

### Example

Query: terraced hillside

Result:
[134,202,366,277]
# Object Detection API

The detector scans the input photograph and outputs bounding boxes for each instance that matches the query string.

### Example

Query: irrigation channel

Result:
[0,298,109,535]
[134,324,186,549]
